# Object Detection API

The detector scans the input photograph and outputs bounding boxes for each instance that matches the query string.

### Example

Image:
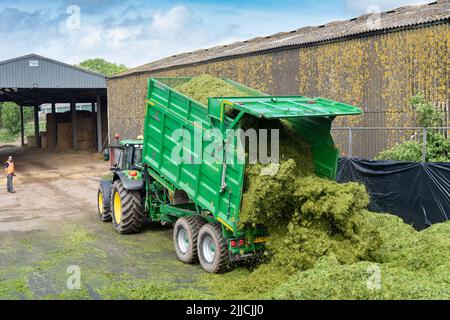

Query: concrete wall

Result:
[108,23,450,158]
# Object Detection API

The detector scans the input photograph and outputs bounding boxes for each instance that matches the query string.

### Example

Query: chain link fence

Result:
[332,127,450,161]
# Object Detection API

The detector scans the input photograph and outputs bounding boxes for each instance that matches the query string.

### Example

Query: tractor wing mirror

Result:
[103,148,110,161]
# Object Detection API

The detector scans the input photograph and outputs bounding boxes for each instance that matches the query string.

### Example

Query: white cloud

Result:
[105,27,139,48]
[344,0,432,15]
[150,5,194,35]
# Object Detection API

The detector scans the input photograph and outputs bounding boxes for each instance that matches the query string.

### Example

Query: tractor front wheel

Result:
[97,185,112,222]
[173,216,206,264]
[197,223,230,273]
[111,180,144,234]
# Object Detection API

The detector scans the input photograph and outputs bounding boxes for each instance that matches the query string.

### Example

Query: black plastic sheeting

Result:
[337,158,450,231]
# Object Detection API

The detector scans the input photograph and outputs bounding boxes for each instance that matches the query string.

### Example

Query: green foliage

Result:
[376,94,450,162]
[0,103,35,143]
[377,131,450,162]
[410,93,444,127]
[376,141,422,162]
[0,130,17,143]
[425,132,450,162]
[24,121,45,138]
[1,103,21,135]
[77,58,127,76]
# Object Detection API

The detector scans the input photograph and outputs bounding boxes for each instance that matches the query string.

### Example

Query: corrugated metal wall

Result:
[108,23,450,158]
[0,56,106,89]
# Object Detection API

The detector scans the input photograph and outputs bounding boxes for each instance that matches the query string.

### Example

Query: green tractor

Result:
[98,137,251,273]
[98,139,145,233]
[97,77,362,273]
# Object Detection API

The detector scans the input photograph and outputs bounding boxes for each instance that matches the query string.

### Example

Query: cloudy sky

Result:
[0,0,431,68]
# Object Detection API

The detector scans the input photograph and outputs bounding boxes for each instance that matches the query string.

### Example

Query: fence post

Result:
[348,128,353,158]
[422,128,427,163]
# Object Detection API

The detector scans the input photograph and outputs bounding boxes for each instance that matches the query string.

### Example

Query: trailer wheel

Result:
[97,185,112,222]
[198,223,230,273]
[112,180,143,234]
[173,216,206,264]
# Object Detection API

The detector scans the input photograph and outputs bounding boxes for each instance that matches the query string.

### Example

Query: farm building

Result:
[0,54,108,151]
[108,1,450,159]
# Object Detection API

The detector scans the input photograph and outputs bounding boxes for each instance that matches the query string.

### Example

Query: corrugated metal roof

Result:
[0,54,106,89]
[112,0,450,79]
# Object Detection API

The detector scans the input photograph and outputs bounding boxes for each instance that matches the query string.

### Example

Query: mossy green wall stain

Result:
[108,24,449,158]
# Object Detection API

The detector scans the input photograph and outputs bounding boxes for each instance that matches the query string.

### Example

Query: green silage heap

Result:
[175,75,450,300]
[271,216,450,300]
[175,75,246,106]
[240,157,382,274]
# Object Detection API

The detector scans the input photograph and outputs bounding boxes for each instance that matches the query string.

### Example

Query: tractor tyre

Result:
[111,180,144,234]
[173,216,206,264]
[97,185,112,222]
[197,223,230,273]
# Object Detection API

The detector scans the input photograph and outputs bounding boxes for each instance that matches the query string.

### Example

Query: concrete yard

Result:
[0,147,210,300]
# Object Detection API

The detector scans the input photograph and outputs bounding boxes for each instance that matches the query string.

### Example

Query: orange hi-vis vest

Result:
[6,161,14,175]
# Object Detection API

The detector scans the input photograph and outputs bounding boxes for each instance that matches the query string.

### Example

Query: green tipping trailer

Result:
[97,77,362,273]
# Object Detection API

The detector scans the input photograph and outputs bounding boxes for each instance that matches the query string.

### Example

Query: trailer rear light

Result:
[129,171,137,177]
[230,240,237,248]
[238,239,245,247]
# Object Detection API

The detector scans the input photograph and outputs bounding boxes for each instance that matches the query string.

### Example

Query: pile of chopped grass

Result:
[271,253,449,300]
[174,75,449,300]
[240,161,382,274]
[239,119,382,273]
[369,213,450,272]
[270,219,450,300]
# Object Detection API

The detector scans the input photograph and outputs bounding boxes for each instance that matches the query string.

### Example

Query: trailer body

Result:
[142,78,361,232]
[98,77,362,272]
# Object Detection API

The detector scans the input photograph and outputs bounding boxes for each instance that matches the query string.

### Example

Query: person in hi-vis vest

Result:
[4,156,15,193]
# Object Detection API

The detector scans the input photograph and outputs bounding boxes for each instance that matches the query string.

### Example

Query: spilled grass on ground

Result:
[0,225,205,300]
[0,211,448,300]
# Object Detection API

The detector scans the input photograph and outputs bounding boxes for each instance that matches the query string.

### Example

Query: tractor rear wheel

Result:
[111,180,144,234]
[197,223,230,273]
[173,216,206,264]
[97,185,112,222]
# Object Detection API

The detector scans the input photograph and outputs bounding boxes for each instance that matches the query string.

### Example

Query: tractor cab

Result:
[104,136,144,171]
[97,136,145,226]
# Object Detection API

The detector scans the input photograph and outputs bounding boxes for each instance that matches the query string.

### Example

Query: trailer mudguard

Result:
[114,172,144,191]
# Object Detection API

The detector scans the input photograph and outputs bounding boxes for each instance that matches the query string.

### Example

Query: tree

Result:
[376,94,449,162]
[410,93,444,128]
[77,59,128,76]
[1,103,21,135]
[0,103,34,134]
